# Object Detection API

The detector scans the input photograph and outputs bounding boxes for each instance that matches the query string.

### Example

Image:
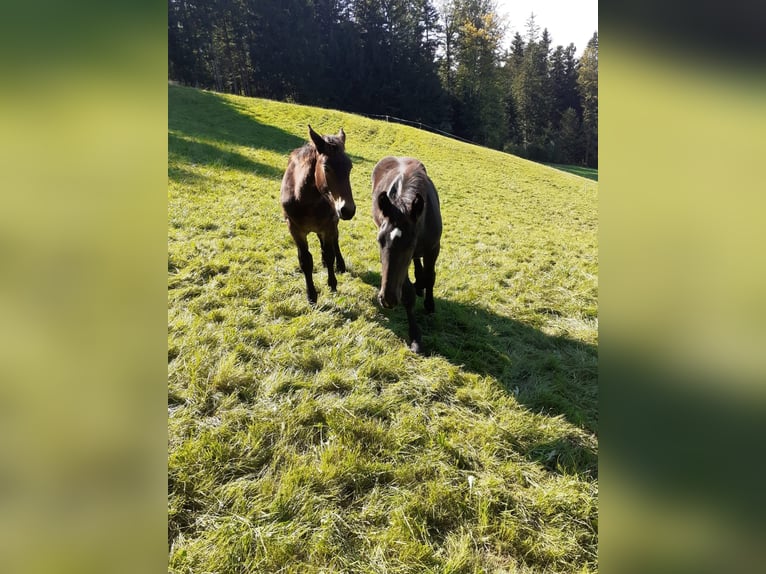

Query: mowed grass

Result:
[168,85,598,573]
[543,163,598,182]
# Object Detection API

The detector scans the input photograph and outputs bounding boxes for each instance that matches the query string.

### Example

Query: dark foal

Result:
[280,126,356,304]
[371,156,442,353]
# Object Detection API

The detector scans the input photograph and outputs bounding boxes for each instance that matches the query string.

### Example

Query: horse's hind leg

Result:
[423,246,440,314]
[333,234,346,273]
[289,223,318,304]
[413,258,424,297]
[402,278,422,353]
[319,230,338,292]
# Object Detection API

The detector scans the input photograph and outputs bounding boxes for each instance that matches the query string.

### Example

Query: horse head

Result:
[309,125,356,220]
[375,185,425,308]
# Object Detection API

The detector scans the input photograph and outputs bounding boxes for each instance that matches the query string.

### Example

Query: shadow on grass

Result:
[357,270,598,441]
[169,86,379,185]
[168,164,209,185]
[168,132,285,180]
[169,85,305,155]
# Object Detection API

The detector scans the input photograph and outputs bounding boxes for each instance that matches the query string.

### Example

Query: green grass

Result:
[543,163,598,181]
[168,85,598,573]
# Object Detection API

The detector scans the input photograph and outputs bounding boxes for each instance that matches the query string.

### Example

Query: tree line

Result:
[169,0,598,167]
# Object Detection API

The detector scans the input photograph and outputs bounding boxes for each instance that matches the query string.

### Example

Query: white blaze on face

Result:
[335,197,345,213]
[389,227,402,241]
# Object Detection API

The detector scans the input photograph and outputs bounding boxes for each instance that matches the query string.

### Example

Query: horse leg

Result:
[289,223,317,304]
[319,230,338,292]
[402,278,422,353]
[423,246,440,314]
[333,234,346,273]
[318,237,328,268]
[413,258,424,297]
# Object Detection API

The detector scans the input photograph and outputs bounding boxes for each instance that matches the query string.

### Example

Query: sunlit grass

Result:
[168,84,598,573]
[544,163,599,181]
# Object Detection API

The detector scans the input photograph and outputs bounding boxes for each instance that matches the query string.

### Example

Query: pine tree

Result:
[442,0,506,146]
[508,32,525,70]
[557,107,583,164]
[549,45,567,128]
[500,32,525,149]
[346,0,447,123]
[563,43,581,116]
[524,12,540,44]
[578,31,598,167]
[509,16,553,159]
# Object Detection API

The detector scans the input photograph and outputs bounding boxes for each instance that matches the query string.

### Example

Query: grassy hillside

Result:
[544,163,598,181]
[168,85,598,573]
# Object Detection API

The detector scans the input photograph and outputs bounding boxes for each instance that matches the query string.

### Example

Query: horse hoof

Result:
[307,291,318,304]
[424,300,435,314]
[336,262,346,273]
[410,340,423,354]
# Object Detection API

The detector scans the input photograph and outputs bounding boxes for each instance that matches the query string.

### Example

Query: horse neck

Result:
[313,153,329,194]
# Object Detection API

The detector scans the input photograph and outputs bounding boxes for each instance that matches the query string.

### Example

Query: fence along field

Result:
[168,84,598,573]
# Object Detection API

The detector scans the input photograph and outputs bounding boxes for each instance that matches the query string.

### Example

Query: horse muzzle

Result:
[333,195,356,220]
[338,204,356,220]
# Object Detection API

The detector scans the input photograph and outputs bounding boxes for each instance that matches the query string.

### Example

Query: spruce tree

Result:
[578,31,598,167]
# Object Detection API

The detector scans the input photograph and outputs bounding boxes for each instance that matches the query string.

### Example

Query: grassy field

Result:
[168,85,598,573]
[543,164,598,182]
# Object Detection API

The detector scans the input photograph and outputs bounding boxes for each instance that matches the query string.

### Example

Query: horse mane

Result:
[292,142,317,165]
[403,170,428,199]
[390,165,428,214]
[289,143,318,190]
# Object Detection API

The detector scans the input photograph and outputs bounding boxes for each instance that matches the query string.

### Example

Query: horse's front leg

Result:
[402,277,422,353]
[319,230,338,292]
[333,233,346,273]
[413,258,424,297]
[289,223,317,304]
[422,246,440,314]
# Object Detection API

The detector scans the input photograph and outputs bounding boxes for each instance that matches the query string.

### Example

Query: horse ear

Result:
[308,125,327,154]
[337,128,346,144]
[378,192,395,218]
[410,194,425,221]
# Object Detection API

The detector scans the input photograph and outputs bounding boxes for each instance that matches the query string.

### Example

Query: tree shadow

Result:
[168,86,375,183]
[357,270,598,441]
[167,163,209,185]
[168,132,285,180]
[169,85,306,156]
